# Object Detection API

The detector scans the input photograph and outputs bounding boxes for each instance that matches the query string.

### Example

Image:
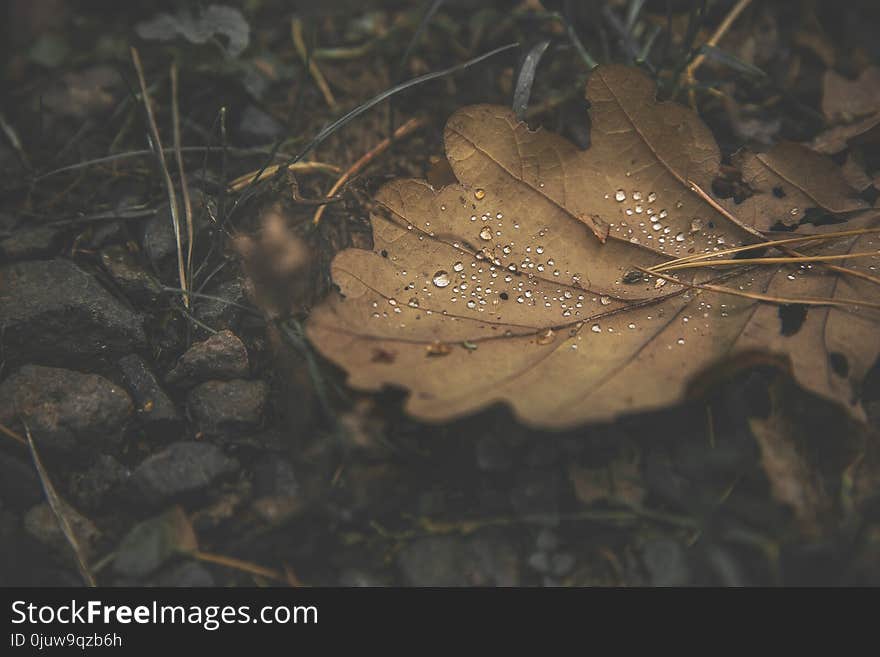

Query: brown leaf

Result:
[840,154,874,193]
[809,111,880,155]
[750,408,830,537]
[811,67,880,155]
[731,142,867,229]
[822,66,880,123]
[307,65,880,428]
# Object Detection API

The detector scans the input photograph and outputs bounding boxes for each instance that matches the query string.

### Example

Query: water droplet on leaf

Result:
[432,271,450,288]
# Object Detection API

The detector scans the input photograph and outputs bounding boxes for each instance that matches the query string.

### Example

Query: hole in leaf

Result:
[860,186,879,205]
[829,352,849,377]
[371,348,396,364]
[769,220,796,232]
[711,177,735,199]
[778,303,807,336]
[734,246,767,259]
[803,207,843,226]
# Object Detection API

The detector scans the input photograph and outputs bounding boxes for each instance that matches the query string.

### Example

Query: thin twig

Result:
[171,63,194,308]
[46,206,157,228]
[655,250,880,273]
[636,266,880,311]
[664,180,880,284]
[192,550,287,583]
[131,47,189,311]
[312,116,427,225]
[687,178,765,240]
[287,42,517,167]
[35,146,315,182]
[681,0,753,104]
[650,227,880,271]
[0,109,31,171]
[292,18,336,109]
[649,221,880,286]
[24,423,96,587]
[228,161,340,192]
[0,421,27,447]
[684,0,753,78]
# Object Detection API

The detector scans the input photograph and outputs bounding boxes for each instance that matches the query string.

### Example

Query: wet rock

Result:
[251,456,304,523]
[0,223,64,260]
[155,560,215,587]
[0,259,145,368]
[215,428,288,450]
[167,330,249,386]
[253,456,299,498]
[141,209,178,276]
[527,552,551,573]
[23,501,100,560]
[0,452,43,511]
[550,552,576,577]
[187,379,268,437]
[69,455,131,512]
[337,569,390,587]
[704,545,748,587]
[450,533,520,585]
[397,534,520,586]
[83,220,125,250]
[0,365,132,453]
[118,354,180,430]
[141,198,206,279]
[239,105,283,139]
[536,528,560,552]
[131,441,239,504]
[100,245,163,305]
[2,512,84,586]
[396,537,472,587]
[112,506,198,578]
[195,278,246,333]
[191,489,247,533]
[642,538,691,587]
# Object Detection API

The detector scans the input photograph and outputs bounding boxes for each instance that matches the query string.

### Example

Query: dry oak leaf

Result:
[306,65,880,429]
[811,66,880,155]
[821,66,880,124]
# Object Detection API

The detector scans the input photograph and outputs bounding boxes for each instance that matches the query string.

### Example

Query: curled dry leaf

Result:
[731,142,867,228]
[234,208,310,318]
[749,408,830,537]
[811,66,880,155]
[809,112,880,155]
[821,66,880,124]
[306,65,880,429]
